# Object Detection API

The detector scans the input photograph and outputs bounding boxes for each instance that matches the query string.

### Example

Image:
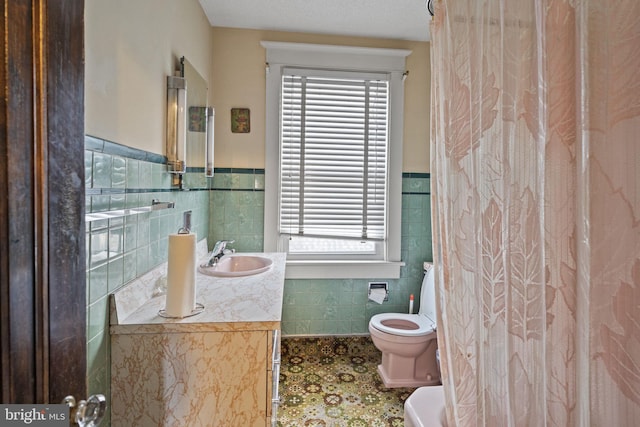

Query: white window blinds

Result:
[280,68,389,241]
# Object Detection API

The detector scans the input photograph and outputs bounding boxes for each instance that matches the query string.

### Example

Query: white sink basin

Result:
[198,255,273,277]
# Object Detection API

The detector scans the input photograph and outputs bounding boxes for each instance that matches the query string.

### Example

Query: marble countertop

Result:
[110,251,286,335]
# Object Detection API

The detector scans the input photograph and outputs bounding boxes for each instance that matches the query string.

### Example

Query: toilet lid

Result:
[370,313,436,337]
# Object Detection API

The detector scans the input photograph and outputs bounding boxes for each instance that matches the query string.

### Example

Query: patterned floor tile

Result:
[277,336,415,427]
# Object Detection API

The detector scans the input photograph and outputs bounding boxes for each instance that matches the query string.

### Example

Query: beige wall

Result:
[84,6,431,172]
[212,28,431,172]
[85,0,214,154]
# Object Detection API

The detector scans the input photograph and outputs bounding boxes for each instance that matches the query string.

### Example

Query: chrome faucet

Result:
[205,240,235,267]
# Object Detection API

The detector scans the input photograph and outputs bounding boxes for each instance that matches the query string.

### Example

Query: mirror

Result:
[166,56,213,185]
[181,57,209,170]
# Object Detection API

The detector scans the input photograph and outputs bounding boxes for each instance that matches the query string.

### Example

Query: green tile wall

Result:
[209,169,265,252]
[209,170,432,336]
[84,136,211,423]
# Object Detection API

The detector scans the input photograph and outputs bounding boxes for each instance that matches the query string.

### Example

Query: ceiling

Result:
[198,0,432,42]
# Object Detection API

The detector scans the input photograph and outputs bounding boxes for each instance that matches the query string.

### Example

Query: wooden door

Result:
[0,0,86,404]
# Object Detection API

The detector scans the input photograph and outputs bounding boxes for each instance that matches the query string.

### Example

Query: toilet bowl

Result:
[368,264,440,388]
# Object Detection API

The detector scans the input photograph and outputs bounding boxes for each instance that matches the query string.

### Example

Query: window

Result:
[281,69,388,258]
[262,42,410,279]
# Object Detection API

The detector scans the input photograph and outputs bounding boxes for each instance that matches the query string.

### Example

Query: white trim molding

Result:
[261,41,412,72]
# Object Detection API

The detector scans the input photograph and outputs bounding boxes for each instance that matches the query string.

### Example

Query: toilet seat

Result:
[370,313,435,337]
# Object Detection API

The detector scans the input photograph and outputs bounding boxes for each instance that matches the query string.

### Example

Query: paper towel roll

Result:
[165,233,197,317]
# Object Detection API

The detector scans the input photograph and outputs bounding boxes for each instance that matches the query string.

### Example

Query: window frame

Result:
[262,41,410,279]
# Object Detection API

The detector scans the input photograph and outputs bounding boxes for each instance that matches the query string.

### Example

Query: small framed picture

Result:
[188,106,207,132]
[231,108,250,133]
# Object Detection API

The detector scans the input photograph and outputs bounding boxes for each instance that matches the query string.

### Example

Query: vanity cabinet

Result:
[109,250,286,427]
[111,328,280,426]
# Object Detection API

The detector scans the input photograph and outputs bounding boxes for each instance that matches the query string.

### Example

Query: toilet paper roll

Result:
[368,288,386,305]
[165,232,197,317]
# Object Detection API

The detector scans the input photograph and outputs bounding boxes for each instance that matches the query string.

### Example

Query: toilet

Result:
[368,264,440,388]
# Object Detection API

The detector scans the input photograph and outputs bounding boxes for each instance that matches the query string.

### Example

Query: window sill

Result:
[284,260,405,279]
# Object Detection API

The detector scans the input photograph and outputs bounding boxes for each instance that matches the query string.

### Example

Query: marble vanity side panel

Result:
[109,265,166,324]
[111,330,268,427]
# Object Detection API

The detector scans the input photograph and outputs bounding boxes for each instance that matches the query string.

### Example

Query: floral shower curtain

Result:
[430,0,640,425]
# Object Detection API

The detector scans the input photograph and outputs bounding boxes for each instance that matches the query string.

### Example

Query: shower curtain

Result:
[430,0,640,425]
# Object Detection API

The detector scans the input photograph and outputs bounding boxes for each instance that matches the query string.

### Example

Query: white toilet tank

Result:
[418,265,437,325]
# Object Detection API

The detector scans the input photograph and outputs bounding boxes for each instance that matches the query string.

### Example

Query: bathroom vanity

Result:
[109,248,286,427]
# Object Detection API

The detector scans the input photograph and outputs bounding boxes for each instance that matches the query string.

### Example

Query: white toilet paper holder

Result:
[368,282,389,302]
